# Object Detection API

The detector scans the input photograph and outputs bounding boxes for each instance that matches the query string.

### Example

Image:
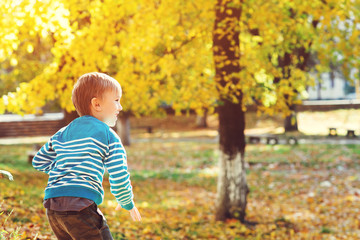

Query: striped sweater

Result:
[32,115,135,210]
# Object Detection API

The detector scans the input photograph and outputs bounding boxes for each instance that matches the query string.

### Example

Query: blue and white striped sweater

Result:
[32,115,135,210]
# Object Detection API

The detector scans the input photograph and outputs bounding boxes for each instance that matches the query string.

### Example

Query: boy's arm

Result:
[32,138,57,174]
[105,134,135,211]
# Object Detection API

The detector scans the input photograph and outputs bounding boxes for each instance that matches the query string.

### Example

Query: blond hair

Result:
[72,72,121,117]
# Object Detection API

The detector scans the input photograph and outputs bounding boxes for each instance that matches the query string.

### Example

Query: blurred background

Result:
[0,0,359,239]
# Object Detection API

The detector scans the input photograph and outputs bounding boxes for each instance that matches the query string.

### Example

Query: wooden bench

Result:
[134,126,153,133]
[329,128,357,138]
[328,128,338,137]
[346,130,356,138]
[246,135,298,145]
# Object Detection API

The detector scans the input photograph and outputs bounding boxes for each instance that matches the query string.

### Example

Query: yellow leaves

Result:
[346,175,358,182]
[0,97,6,114]
[251,35,263,43]
[213,27,227,40]
[254,68,270,84]
[1,70,57,115]
[50,0,212,115]
[0,0,357,118]
[224,60,231,65]
[141,201,150,208]
[142,225,152,234]
[26,43,34,53]
[10,58,18,66]
[30,214,41,223]
[344,195,356,202]
[4,33,17,42]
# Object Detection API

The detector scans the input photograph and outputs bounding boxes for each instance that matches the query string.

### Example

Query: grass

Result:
[0,141,359,239]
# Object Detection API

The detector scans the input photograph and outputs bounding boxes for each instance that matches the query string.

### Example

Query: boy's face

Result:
[91,89,122,127]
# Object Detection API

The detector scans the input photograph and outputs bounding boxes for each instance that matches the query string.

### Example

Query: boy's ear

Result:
[91,97,102,112]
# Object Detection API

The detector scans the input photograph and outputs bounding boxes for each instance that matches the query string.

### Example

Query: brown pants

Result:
[46,202,113,240]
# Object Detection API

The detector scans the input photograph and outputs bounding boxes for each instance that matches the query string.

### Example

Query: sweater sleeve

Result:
[105,129,135,210]
[32,138,57,174]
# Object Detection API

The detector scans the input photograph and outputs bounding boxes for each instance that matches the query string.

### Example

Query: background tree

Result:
[0,0,72,113]
[0,0,218,144]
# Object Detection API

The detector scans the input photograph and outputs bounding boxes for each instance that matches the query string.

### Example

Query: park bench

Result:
[246,134,298,145]
[248,128,358,146]
[134,125,153,133]
[328,128,357,138]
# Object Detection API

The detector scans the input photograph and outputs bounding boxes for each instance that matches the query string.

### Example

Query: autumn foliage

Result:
[0,0,358,117]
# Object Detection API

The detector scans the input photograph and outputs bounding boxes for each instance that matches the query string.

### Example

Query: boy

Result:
[32,72,141,240]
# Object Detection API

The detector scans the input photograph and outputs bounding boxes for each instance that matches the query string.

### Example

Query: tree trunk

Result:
[272,21,318,132]
[63,109,79,126]
[116,111,131,146]
[317,81,322,100]
[284,112,298,132]
[216,100,249,222]
[284,105,298,132]
[195,108,208,128]
[212,0,249,222]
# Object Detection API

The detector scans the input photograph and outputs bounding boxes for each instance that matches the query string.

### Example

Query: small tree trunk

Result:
[63,109,79,126]
[195,108,208,128]
[317,81,322,100]
[356,79,360,99]
[116,111,131,146]
[284,111,298,132]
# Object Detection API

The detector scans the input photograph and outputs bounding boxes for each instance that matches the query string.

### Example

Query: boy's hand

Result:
[115,204,142,221]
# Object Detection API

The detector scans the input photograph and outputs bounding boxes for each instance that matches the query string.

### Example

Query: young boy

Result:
[32,72,141,240]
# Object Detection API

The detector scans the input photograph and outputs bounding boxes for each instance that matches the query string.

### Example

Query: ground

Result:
[0,109,359,239]
[0,142,359,239]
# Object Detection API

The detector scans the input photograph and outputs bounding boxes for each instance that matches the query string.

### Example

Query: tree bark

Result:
[116,111,131,146]
[63,109,79,126]
[195,108,208,128]
[212,0,249,222]
[284,111,298,132]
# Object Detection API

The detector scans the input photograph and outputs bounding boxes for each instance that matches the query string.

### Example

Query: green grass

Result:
[0,144,37,173]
